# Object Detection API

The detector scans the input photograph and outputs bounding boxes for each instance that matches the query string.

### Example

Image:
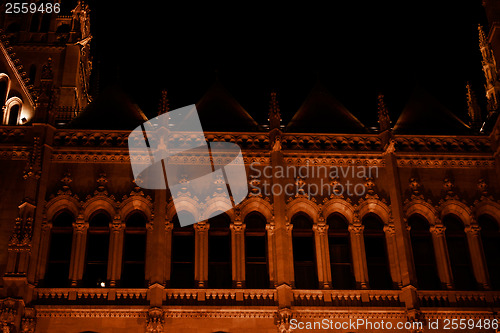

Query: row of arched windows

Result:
[42,209,500,291]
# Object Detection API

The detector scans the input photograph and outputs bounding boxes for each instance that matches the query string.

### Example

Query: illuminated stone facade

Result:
[0,2,500,333]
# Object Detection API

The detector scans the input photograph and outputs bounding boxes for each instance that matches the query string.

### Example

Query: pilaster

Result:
[465,223,491,290]
[194,221,209,287]
[429,223,454,289]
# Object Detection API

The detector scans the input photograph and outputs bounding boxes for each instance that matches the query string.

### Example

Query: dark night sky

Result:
[74,0,488,128]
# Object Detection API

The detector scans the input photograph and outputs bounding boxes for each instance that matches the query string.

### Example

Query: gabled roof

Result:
[68,86,147,130]
[394,85,471,135]
[286,81,367,133]
[195,79,261,132]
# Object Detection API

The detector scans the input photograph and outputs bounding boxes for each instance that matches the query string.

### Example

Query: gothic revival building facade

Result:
[0,1,500,333]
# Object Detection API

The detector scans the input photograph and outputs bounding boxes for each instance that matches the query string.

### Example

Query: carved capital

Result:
[348,224,364,235]
[73,220,89,233]
[230,223,246,233]
[193,222,210,232]
[383,224,396,236]
[165,222,173,232]
[465,224,481,235]
[312,223,328,235]
[265,223,275,235]
[429,224,446,236]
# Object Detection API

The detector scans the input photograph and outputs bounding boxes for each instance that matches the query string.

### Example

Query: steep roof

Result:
[68,86,147,130]
[286,81,367,133]
[195,79,260,132]
[394,85,471,135]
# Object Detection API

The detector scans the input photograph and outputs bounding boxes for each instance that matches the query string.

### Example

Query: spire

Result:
[269,91,281,130]
[466,82,482,132]
[478,24,500,113]
[377,93,391,132]
[158,90,169,116]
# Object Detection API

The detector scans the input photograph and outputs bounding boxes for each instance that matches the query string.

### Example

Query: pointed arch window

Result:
[208,212,232,288]
[44,211,74,287]
[121,211,147,287]
[170,211,195,288]
[0,74,10,108]
[408,214,440,290]
[82,211,110,287]
[478,214,500,290]
[244,212,269,289]
[363,213,392,290]
[327,213,355,289]
[443,214,476,290]
[292,213,318,289]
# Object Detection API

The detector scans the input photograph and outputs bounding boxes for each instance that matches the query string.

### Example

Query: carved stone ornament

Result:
[146,307,164,333]
[274,308,293,333]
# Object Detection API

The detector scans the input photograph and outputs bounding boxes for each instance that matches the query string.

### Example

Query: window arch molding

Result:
[286,198,320,224]
[119,196,153,223]
[439,200,474,227]
[45,195,81,222]
[357,199,391,225]
[166,197,200,223]
[0,73,11,106]
[322,198,355,225]
[473,201,500,225]
[82,197,118,222]
[404,200,439,226]
[239,197,273,222]
[3,96,22,125]
[203,198,235,221]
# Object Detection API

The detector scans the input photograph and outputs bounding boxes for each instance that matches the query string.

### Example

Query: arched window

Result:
[443,214,476,290]
[244,212,269,288]
[208,212,232,288]
[408,214,440,290]
[82,211,110,287]
[478,214,500,290]
[44,211,74,287]
[0,74,10,108]
[30,13,41,32]
[327,213,354,289]
[121,211,147,287]
[291,213,318,289]
[29,64,37,85]
[7,104,20,125]
[170,211,195,288]
[363,213,392,290]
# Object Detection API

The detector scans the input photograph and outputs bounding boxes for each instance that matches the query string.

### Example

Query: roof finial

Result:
[377,93,391,132]
[158,89,169,116]
[269,90,281,130]
[478,24,488,48]
[466,82,482,132]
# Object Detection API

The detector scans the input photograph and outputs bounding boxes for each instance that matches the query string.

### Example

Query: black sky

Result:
[77,0,488,128]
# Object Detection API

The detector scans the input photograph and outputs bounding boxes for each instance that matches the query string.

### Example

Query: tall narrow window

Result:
[29,65,37,85]
[82,211,110,287]
[170,211,195,288]
[244,212,269,289]
[408,214,440,290]
[292,213,318,289]
[121,211,147,287]
[44,211,74,287]
[327,213,355,289]
[208,212,232,288]
[479,214,500,290]
[7,104,19,125]
[0,75,9,108]
[363,213,392,290]
[443,214,476,290]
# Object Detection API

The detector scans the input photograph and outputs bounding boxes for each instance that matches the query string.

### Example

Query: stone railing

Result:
[164,289,277,307]
[418,290,500,308]
[292,289,402,307]
[34,288,148,305]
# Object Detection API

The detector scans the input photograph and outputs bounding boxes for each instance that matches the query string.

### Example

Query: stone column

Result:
[145,218,154,284]
[230,222,246,288]
[164,221,173,285]
[429,223,454,289]
[69,215,88,286]
[266,221,277,288]
[313,223,331,289]
[384,223,402,288]
[194,221,209,287]
[34,220,52,283]
[465,223,490,289]
[107,215,124,287]
[348,223,369,289]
